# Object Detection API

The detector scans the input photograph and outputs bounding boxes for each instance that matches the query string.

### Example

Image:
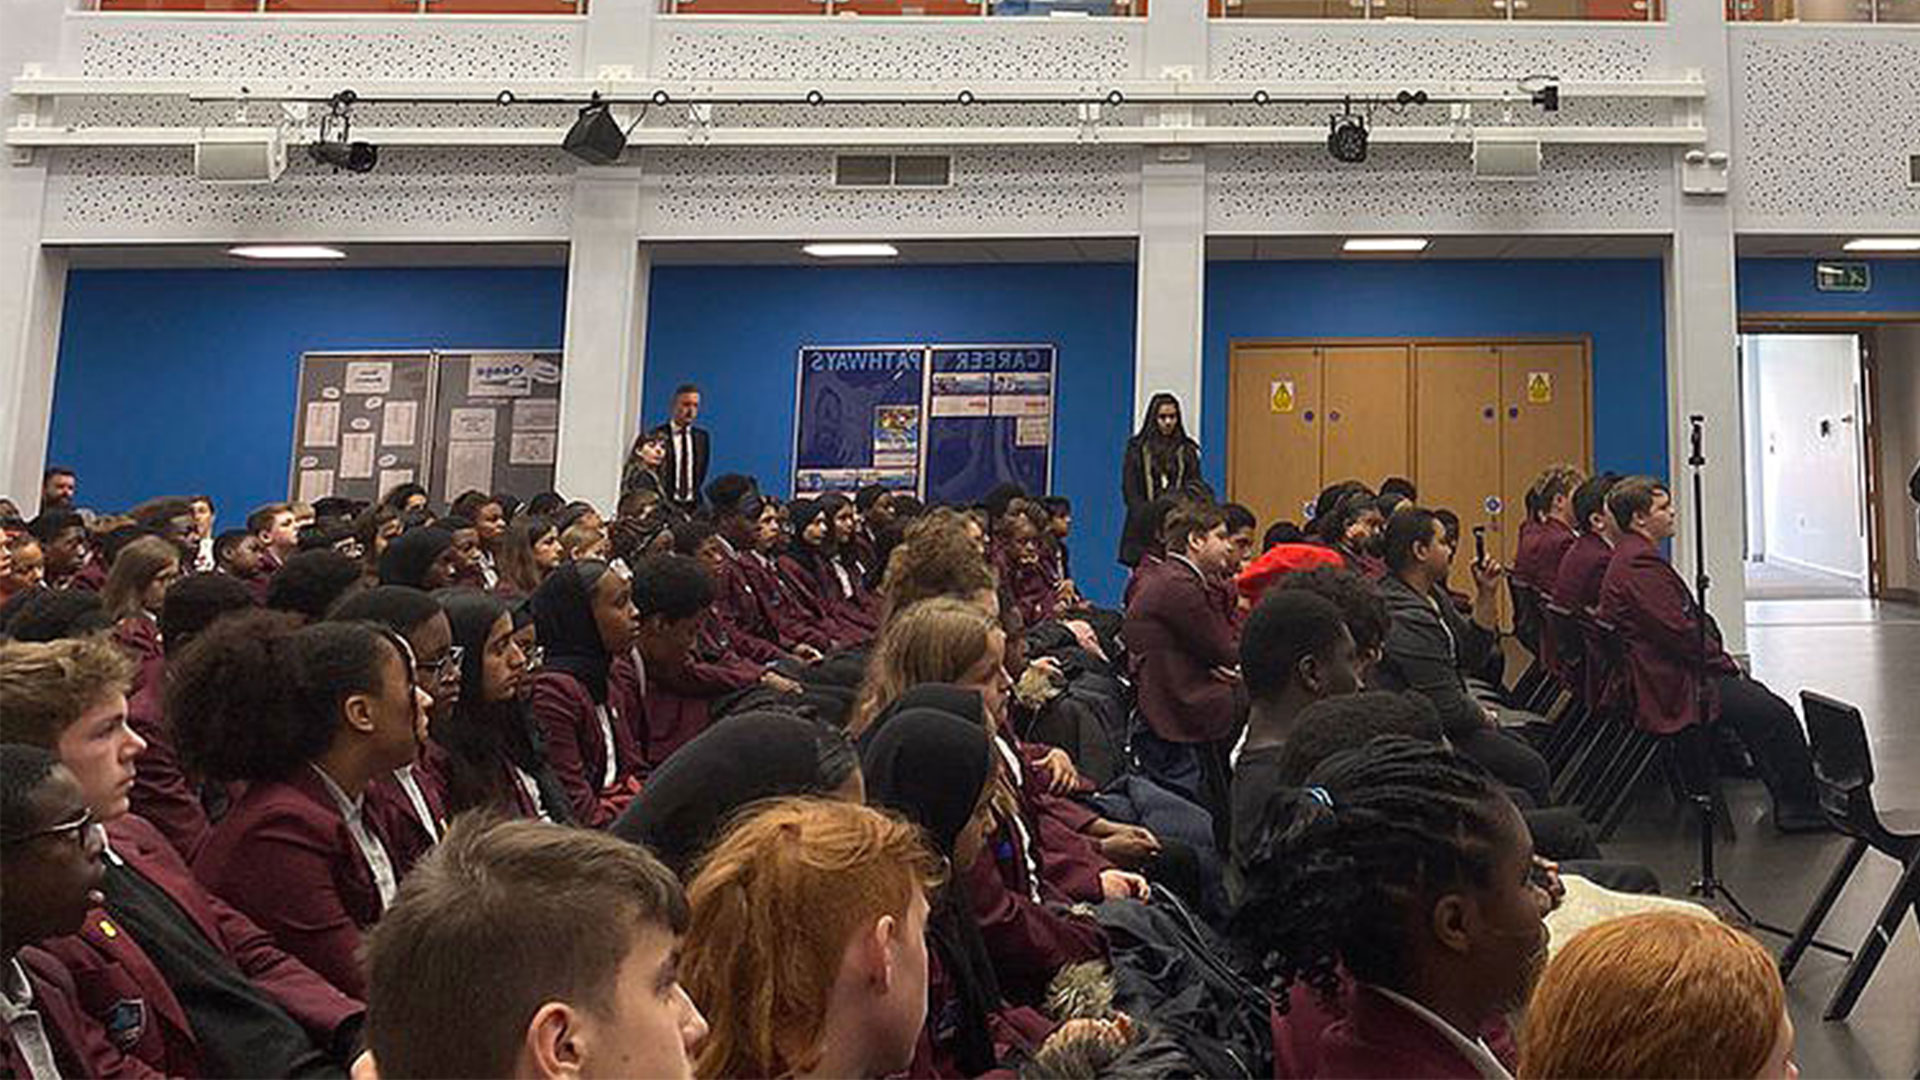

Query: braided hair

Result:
[1229,736,1510,1009]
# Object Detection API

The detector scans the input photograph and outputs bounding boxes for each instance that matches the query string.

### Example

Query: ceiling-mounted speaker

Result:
[195,129,286,184]
[1472,138,1542,182]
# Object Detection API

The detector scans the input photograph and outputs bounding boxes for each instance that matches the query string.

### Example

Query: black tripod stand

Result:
[1680,415,1790,938]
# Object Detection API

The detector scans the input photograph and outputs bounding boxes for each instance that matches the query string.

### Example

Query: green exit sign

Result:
[1815,262,1871,293]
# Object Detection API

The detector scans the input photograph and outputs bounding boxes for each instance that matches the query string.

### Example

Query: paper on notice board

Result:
[297,469,335,503]
[1015,416,1050,447]
[512,399,560,432]
[338,433,376,479]
[468,355,534,398]
[377,468,415,495]
[381,401,419,446]
[343,361,393,396]
[304,401,341,447]
[509,432,557,466]
[449,407,498,441]
[445,441,494,498]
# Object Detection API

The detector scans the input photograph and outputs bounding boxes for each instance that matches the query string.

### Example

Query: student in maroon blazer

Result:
[178,612,432,1000]
[1232,738,1551,1080]
[1123,502,1245,825]
[1550,475,1621,617]
[1595,478,1825,832]
[101,536,181,699]
[3,746,165,1079]
[1,635,367,1076]
[527,559,645,827]
[736,497,835,656]
[781,497,879,646]
[672,518,791,668]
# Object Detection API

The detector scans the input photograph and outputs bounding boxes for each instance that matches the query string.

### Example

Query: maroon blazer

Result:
[1551,533,1614,615]
[1597,533,1739,735]
[365,761,447,880]
[192,769,393,999]
[1514,517,1577,593]
[740,551,834,651]
[1121,552,1164,609]
[773,554,867,648]
[907,944,1053,1079]
[1278,981,1515,1080]
[707,556,787,664]
[111,616,166,700]
[41,815,362,1076]
[13,948,168,1078]
[1124,556,1240,743]
[527,668,643,827]
[125,676,211,862]
[995,549,1061,629]
[962,841,1108,1005]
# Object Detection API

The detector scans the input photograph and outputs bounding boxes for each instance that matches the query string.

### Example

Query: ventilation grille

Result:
[1910,153,1919,187]
[833,153,952,188]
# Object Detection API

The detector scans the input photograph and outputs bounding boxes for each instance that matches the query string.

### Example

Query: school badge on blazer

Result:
[104,997,147,1050]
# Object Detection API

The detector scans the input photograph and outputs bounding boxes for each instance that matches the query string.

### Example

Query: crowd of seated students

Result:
[0,441,1818,1079]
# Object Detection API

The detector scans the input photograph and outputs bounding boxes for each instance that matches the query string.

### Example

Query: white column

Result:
[0,3,68,506]
[1134,156,1207,432]
[1666,4,1747,654]
[1141,0,1208,78]
[583,0,655,77]
[554,170,648,513]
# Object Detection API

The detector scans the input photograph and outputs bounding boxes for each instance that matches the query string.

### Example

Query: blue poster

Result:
[924,344,1056,505]
[792,346,926,495]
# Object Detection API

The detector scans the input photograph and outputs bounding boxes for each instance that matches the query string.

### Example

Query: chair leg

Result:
[1583,728,1648,820]
[1594,734,1663,842]
[1823,850,1920,1020]
[1780,838,1868,979]
[1570,722,1631,812]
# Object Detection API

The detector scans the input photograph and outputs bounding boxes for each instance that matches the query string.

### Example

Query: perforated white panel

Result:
[1209,23,1663,82]
[640,146,1137,237]
[1731,29,1920,230]
[67,15,583,80]
[653,19,1141,81]
[1209,143,1672,232]
[43,147,573,241]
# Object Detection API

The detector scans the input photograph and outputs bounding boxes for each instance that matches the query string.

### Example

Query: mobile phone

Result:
[1472,525,1487,566]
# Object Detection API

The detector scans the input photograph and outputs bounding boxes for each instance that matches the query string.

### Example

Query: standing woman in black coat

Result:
[1119,393,1204,567]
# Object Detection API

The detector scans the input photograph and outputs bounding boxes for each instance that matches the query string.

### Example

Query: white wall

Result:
[1741,335,1767,559]
[1876,325,1920,602]
[1752,333,1867,580]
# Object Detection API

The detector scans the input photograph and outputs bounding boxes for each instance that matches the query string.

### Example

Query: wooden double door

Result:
[1228,339,1590,564]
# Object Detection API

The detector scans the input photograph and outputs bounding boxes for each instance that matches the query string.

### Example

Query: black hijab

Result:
[862,708,1002,1075]
[858,682,987,753]
[530,559,613,703]
[611,711,845,879]
[1133,391,1194,447]
[379,526,454,589]
[431,587,572,823]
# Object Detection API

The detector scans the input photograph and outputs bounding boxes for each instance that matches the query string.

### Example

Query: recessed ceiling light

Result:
[1343,238,1430,253]
[226,245,347,260]
[1842,238,1920,253]
[802,243,900,259]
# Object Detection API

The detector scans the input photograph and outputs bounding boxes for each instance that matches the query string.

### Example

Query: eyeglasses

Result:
[2,808,97,848]
[419,645,466,684]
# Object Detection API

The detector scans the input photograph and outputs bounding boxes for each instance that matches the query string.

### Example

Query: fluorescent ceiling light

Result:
[802,243,899,258]
[226,245,347,260]
[1343,238,1430,253]
[1842,238,1920,253]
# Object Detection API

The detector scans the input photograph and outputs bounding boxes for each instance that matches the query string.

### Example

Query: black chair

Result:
[1780,691,1920,1020]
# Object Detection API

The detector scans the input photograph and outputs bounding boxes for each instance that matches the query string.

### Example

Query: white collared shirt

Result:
[1368,985,1513,1080]
[594,704,621,789]
[310,765,398,910]
[390,764,441,844]
[510,765,551,822]
[1,958,62,1080]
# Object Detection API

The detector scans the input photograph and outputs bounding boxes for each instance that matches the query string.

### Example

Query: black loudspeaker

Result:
[563,104,627,166]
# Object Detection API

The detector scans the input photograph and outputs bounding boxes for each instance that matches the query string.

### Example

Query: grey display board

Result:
[427,350,566,507]
[289,352,437,507]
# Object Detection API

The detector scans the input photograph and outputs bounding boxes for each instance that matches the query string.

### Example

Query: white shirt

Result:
[1,958,62,1080]
[310,765,399,910]
[672,423,694,502]
[510,765,552,822]
[594,704,621,789]
[1368,985,1514,1080]
[390,764,441,844]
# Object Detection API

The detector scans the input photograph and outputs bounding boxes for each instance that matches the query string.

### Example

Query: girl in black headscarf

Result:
[610,711,860,878]
[378,526,460,590]
[1119,394,1204,567]
[526,559,643,826]
[427,587,572,823]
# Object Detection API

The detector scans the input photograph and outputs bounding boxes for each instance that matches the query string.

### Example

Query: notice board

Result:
[288,352,436,507]
[428,350,566,506]
[791,342,1056,504]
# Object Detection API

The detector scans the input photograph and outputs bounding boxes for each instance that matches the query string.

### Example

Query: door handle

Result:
[1483,406,1496,420]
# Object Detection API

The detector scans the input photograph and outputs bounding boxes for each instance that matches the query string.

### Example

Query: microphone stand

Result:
[1681,415,1788,938]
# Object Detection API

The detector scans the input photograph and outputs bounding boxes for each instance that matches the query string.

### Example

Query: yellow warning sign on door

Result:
[1526,371,1553,405]
[1271,380,1296,414]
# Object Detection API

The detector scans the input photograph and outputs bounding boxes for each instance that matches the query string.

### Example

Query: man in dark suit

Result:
[649,384,709,514]
[1596,476,1825,833]
[1123,502,1243,828]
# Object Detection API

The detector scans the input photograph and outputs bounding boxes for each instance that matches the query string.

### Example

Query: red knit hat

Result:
[1236,543,1345,601]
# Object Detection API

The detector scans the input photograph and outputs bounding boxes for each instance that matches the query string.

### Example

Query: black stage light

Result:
[563,98,627,166]
[308,90,378,174]
[1327,111,1369,164]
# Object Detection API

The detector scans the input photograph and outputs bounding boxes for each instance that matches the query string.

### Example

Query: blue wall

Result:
[1201,259,1672,497]
[643,263,1140,605]
[1736,258,1920,314]
[48,267,567,531]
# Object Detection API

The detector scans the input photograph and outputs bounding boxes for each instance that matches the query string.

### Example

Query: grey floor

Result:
[1602,598,1920,1080]
[1746,558,1871,601]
